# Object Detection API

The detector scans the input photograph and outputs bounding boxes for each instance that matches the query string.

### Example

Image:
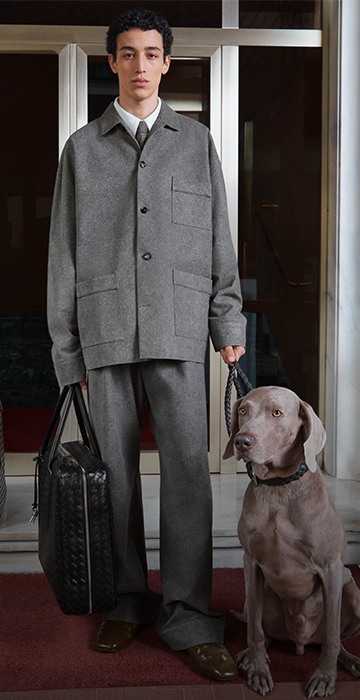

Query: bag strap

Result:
[30,383,101,521]
[38,385,70,458]
[224,361,253,437]
[47,386,75,471]
[73,384,101,459]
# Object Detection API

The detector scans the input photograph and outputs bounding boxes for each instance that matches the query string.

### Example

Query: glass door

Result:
[238,46,322,411]
[0,53,59,465]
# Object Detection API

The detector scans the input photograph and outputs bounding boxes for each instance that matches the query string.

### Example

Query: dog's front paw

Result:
[305,669,336,698]
[235,649,274,695]
[247,662,274,697]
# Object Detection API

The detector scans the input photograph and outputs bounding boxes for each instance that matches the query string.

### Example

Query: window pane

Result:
[238,47,322,409]
[239,0,322,29]
[0,54,58,451]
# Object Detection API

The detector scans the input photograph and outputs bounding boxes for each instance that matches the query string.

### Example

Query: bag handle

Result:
[73,384,101,460]
[38,385,70,458]
[46,384,101,471]
[30,383,101,521]
[46,386,75,471]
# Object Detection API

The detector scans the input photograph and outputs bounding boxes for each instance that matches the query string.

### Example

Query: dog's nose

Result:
[234,434,255,451]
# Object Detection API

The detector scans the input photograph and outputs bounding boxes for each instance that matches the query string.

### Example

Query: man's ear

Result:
[108,53,118,74]
[223,399,242,460]
[299,401,326,472]
[161,55,171,75]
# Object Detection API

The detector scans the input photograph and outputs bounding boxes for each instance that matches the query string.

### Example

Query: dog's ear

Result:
[223,398,243,460]
[299,401,326,472]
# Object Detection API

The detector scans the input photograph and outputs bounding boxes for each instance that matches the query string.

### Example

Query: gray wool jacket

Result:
[47,101,246,386]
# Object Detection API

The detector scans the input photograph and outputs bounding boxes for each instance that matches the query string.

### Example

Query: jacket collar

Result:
[99,100,180,136]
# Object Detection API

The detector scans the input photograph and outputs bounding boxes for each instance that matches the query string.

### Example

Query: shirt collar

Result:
[99,100,180,136]
[113,97,162,138]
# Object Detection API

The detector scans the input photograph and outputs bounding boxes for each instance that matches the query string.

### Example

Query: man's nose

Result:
[135,56,146,72]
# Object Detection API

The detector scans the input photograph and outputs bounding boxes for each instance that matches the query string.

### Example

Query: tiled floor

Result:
[0,681,360,699]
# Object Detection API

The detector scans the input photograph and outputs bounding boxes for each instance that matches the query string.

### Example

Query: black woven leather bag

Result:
[32,384,117,615]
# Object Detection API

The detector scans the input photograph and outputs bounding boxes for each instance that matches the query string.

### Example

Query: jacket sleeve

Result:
[47,139,87,386]
[208,133,247,351]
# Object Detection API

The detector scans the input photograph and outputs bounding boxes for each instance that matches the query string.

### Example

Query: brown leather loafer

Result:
[187,642,238,681]
[96,620,140,652]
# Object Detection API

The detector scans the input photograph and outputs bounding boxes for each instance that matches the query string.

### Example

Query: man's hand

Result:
[67,381,88,389]
[220,345,245,366]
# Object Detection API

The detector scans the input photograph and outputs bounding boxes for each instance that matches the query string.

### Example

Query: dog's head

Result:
[223,386,326,472]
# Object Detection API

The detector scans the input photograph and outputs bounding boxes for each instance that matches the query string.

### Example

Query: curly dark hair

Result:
[106,7,174,60]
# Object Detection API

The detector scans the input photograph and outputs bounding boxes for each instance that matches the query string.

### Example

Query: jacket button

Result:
[139,161,146,168]
[142,252,152,260]
[140,207,148,214]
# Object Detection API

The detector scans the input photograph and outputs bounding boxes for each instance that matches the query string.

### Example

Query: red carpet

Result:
[1,567,359,691]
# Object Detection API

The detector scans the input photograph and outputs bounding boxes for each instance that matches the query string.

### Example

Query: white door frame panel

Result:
[0,22,325,475]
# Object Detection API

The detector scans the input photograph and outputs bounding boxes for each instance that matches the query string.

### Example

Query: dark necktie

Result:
[136,121,149,148]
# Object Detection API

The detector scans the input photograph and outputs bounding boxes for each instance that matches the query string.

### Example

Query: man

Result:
[47,7,246,681]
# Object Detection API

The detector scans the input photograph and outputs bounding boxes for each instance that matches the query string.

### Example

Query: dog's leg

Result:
[235,636,273,671]
[340,573,360,639]
[236,553,274,696]
[338,645,360,677]
[305,560,343,698]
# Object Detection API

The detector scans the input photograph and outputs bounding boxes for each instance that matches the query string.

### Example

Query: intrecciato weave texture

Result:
[38,440,117,615]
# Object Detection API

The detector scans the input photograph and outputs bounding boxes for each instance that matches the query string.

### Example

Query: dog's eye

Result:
[272,410,282,417]
[239,408,246,415]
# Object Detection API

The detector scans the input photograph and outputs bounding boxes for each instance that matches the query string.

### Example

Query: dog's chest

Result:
[240,500,319,600]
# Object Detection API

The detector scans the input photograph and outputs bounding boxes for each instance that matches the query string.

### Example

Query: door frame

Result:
[0,21,325,475]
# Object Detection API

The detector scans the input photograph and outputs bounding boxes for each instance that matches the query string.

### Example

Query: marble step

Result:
[1,474,359,572]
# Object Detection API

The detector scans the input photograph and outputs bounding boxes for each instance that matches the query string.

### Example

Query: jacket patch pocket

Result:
[172,177,211,230]
[76,274,124,348]
[173,269,212,342]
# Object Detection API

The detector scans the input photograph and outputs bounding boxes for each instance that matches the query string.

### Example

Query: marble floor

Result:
[0,471,359,572]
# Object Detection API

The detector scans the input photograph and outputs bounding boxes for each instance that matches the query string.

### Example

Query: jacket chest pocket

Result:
[172,177,211,230]
[173,269,212,342]
[76,274,124,348]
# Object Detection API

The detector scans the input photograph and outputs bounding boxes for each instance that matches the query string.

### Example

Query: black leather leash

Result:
[224,360,253,437]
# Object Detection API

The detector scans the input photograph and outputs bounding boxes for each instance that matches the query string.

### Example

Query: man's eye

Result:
[272,410,282,417]
[239,408,246,415]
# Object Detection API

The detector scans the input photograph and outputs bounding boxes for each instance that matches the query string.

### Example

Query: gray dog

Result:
[223,386,360,698]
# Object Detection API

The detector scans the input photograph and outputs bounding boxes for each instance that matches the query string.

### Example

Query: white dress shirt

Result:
[113,97,162,138]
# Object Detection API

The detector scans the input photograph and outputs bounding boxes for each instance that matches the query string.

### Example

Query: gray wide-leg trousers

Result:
[87,360,225,650]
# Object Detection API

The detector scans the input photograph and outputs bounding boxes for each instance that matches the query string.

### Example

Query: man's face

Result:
[108,28,170,107]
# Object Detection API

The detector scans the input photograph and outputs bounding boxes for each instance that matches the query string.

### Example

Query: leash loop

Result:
[224,361,253,437]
